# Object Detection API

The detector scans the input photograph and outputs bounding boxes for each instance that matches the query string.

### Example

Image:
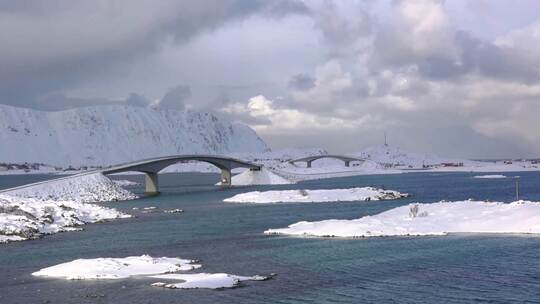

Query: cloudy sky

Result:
[2,0,540,158]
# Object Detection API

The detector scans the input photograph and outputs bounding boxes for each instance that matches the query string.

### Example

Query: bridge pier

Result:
[144,172,159,195]
[220,169,232,186]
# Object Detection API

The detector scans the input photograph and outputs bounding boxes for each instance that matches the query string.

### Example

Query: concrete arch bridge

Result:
[102,155,261,194]
[289,155,366,168]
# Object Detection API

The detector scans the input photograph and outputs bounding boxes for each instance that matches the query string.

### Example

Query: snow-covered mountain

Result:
[0,104,268,166]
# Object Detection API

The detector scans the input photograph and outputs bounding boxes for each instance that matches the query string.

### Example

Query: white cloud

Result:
[222,95,379,135]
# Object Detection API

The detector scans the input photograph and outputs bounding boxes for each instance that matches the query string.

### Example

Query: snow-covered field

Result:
[0,194,130,243]
[4,173,137,203]
[234,145,540,183]
[356,145,463,168]
[1,144,538,184]
[224,187,408,204]
[33,255,270,289]
[265,200,540,237]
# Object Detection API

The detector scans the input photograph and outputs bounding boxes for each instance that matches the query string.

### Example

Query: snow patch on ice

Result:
[164,208,183,214]
[5,173,137,203]
[224,187,408,204]
[0,194,130,242]
[32,255,201,280]
[473,174,507,179]
[150,273,269,289]
[265,200,540,237]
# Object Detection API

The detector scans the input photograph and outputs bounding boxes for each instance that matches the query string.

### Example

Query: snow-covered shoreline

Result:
[265,200,540,238]
[4,173,137,203]
[0,173,137,243]
[224,187,408,204]
[33,255,271,289]
[0,194,130,243]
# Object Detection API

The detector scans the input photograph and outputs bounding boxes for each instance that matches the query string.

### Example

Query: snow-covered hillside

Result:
[0,104,268,166]
[355,145,466,168]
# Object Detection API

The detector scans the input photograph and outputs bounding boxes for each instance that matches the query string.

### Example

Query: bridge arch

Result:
[289,155,365,168]
[102,155,261,195]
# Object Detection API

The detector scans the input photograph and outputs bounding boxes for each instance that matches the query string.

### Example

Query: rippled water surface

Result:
[2,172,540,303]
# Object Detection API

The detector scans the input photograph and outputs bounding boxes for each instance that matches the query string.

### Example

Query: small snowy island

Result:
[33,255,270,289]
[265,200,540,237]
[224,187,409,204]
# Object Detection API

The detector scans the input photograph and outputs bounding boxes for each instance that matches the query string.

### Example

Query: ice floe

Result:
[33,254,270,290]
[32,255,201,280]
[150,273,269,289]
[265,200,540,237]
[473,174,507,179]
[224,187,408,204]
[0,194,130,243]
[164,208,184,214]
[5,173,137,203]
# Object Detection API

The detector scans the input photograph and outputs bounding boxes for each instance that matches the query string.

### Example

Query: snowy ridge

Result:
[0,104,268,166]
[265,200,540,237]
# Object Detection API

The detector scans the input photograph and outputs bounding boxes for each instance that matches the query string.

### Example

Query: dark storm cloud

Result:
[0,0,308,110]
[287,73,315,91]
[455,31,540,82]
[33,93,122,111]
[314,0,372,46]
[410,32,540,82]
[157,85,191,111]
[370,24,540,82]
[126,93,150,107]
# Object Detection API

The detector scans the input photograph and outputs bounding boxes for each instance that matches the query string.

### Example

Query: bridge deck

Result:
[0,155,262,195]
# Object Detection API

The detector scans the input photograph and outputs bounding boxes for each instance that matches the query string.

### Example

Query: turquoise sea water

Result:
[1,172,540,303]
